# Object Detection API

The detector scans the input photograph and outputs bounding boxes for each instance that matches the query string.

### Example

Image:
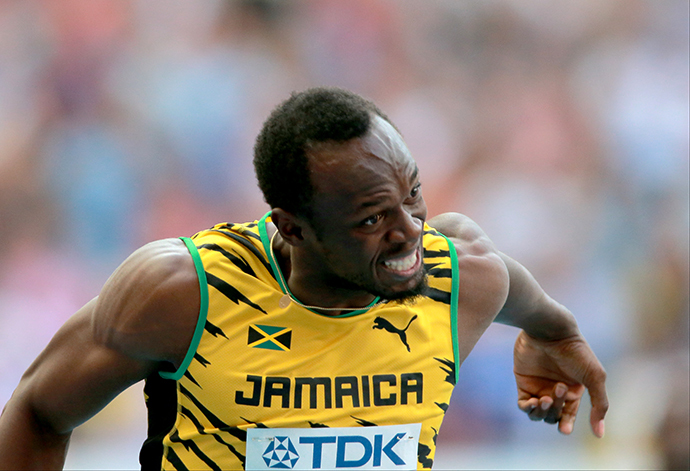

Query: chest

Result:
[183,286,455,426]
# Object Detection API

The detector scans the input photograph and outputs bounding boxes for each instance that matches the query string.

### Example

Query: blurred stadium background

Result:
[0,0,688,469]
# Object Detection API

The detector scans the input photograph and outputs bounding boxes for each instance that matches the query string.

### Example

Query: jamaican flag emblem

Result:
[248,324,292,351]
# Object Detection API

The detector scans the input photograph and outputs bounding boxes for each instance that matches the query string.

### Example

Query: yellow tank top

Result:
[140,214,460,470]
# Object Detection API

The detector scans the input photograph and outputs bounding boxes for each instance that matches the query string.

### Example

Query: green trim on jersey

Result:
[159,237,209,380]
[437,232,460,385]
[258,212,381,318]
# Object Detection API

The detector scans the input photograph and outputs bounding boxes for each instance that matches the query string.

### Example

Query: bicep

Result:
[428,214,540,326]
[429,213,578,338]
[13,298,157,435]
[0,238,199,467]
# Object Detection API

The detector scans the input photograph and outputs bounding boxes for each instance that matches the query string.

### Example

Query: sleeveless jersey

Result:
[140,214,460,470]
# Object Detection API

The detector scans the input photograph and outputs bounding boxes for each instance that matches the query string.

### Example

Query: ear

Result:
[271,208,307,246]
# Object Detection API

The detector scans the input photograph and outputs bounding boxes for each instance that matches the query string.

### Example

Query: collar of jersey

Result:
[258,212,381,318]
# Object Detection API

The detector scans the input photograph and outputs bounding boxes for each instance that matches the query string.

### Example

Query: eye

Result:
[361,213,383,227]
[409,183,422,199]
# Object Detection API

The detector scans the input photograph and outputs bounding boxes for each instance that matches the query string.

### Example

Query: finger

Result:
[558,396,582,435]
[559,408,576,434]
[587,371,609,438]
[557,384,585,435]
[517,397,539,414]
[528,396,553,421]
[544,383,568,424]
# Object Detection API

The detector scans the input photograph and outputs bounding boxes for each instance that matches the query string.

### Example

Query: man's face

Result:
[303,115,428,302]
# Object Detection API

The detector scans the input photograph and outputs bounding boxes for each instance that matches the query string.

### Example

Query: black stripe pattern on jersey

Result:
[352,416,377,427]
[179,384,247,441]
[422,247,450,259]
[194,352,211,367]
[165,448,189,471]
[180,385,248,443]
[424,287,451,305]
[217,222,261,239]
[206,271,267,314]
[241,417,269,428]
[209,228,272,275]
[423,241,452,304]
[169,429,221,471]
[183,369,201,389]
[197,243,258,278]
[179,405,246,464]
[434,357,456,386]
[418,443,434,469]
[204,319,228,339]
[426,266,452,278]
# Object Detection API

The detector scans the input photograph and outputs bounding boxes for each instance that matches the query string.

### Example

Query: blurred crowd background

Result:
[0,0,688,469]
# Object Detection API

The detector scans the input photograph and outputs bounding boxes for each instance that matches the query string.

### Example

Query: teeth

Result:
[384,252,417,272]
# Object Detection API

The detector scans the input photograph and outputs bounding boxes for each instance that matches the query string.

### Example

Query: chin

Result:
[376,273,429,304]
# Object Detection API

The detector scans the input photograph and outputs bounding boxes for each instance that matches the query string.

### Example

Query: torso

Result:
[140,216,461,470]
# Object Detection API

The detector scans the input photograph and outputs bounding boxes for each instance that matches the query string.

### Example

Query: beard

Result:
[323,265,430,305]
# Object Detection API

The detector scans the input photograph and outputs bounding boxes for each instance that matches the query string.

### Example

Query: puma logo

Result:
[372,315,418,352]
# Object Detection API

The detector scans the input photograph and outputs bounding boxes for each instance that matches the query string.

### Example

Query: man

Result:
[0,87,607,470]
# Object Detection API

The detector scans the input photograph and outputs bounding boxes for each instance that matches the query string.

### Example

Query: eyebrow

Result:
[357,165,420,210]
[410,165,419,182]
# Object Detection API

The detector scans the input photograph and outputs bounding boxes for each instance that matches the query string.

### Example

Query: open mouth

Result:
[382,248,421,275]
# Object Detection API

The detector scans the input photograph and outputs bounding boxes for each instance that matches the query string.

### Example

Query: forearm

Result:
[0,398,71,470]
[494,252,580,340]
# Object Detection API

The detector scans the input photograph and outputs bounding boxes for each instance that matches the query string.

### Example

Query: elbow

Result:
[0,387,73,452]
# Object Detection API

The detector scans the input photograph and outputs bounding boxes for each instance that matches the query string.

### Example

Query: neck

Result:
[290,269,379,312]
[270,231,379,315]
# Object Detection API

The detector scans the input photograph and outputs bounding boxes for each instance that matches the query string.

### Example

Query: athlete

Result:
[0,87,608,470]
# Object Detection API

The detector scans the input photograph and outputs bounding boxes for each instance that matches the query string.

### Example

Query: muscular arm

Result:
[427,212,509,361]
[429,212,577,338]
[428,212,607,437]
[0,238,200,470]
[493,252,579,339]
[493,251,607,435]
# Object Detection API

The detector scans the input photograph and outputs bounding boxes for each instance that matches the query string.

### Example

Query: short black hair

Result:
[253,87,391,218]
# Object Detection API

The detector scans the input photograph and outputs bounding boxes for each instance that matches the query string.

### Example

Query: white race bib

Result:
[245,423,421,470]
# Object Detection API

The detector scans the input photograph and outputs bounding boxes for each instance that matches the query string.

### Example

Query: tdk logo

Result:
[298,433,407,469]
[262,436,300,468]
[246,424,421,470]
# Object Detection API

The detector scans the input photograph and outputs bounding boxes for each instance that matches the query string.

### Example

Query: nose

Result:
[387,207,423,246]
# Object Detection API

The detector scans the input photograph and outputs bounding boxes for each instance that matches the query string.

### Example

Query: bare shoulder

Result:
[428,213,509,357]
[428,212,490,250]
[94,238,200,368]
[0,238,201,440]
[428,213,507,292]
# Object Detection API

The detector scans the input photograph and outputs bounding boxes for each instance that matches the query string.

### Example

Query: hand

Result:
[513,330,608,437]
